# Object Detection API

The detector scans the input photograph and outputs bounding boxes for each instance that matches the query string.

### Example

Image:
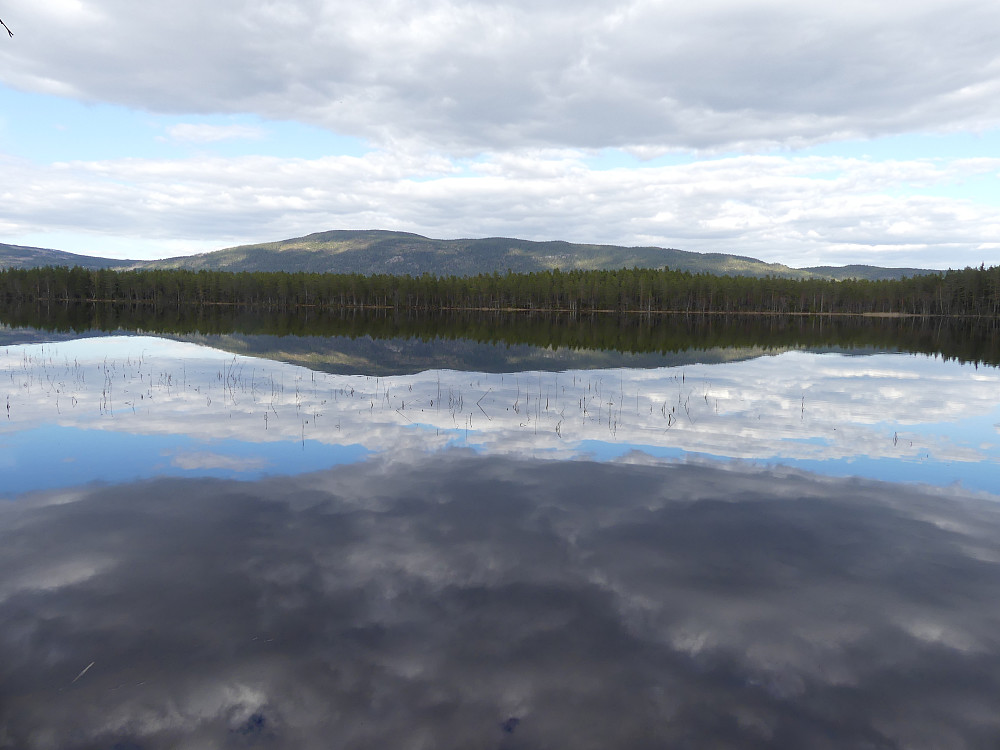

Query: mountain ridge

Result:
[1,230,938,281]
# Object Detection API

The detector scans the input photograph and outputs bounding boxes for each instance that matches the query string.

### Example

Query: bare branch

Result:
[0,18,12,37]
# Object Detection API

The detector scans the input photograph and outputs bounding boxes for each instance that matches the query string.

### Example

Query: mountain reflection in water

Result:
[2,454,1000,749]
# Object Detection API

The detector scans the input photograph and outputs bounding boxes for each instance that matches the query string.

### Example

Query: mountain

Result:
[3,230,938,280]
[147,230,818,277]
[146,230,939,279]
[0,242,138,270]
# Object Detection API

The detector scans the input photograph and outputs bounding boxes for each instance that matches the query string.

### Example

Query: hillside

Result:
[147,230,815,277]
[3,230,938,280]
[0,242,137,271]
[801,264,935,281]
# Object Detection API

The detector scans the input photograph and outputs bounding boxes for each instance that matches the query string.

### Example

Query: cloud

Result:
[2,150,999,267]
[3,1,999,267]
[3,1,1000,152]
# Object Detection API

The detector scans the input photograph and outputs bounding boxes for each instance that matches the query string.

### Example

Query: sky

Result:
[0,1,999,269]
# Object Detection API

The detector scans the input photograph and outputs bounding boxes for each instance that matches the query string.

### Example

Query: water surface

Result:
[3,334,998,494]
[2,322,1000,749]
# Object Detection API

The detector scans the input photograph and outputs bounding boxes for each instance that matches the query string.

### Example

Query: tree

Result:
[1,18,11,38]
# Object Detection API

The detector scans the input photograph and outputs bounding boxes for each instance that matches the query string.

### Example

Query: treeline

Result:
[5,303,1000,368]
[0,264,998,316]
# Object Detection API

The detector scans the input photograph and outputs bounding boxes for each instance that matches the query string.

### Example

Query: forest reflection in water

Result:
[3,311,1000,748]
[4,302,1000,371]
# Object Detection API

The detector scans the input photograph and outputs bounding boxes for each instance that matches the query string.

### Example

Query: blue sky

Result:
[1,1,999,269]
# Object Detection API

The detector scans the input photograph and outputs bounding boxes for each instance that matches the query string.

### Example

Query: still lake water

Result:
[3,319,1000,748]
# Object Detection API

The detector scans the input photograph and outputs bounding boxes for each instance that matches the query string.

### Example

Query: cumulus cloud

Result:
[2,0,1000,152]
[2,150,999,266]
[2,1,999,266]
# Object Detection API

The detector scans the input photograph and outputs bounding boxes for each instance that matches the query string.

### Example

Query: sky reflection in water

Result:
[3,333,1000,748]
[3,455,1000,748]
[2,335,999,494]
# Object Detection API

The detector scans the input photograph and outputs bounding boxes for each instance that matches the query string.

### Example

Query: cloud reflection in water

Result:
[2,336,1000,493]
[2,455,1000,748]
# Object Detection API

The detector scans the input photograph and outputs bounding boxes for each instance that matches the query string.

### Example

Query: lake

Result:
[3,312,1000,749]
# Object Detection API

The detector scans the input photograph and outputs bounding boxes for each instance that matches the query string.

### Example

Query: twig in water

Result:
[72,661,95,684]
[477,388,493,421]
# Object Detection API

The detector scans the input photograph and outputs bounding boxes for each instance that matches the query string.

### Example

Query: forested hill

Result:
[3,231,935,280]
[148,230,934,280]
[0,242,137,271]
[802,264,934,281]
[147,230,816,277]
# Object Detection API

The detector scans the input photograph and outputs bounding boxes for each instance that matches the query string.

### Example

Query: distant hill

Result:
[147,230,819,277]
[0,242,137,271]
[3,230,939,280]
[800,264,936,281]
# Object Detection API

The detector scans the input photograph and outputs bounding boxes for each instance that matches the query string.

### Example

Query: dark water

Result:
[3,313,1000,748]
[3,456,1000,749]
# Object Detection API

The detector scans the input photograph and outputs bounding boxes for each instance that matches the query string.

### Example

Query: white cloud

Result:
[2,151,999,267]
[2,1,1000,153]
[2,1,999,265]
